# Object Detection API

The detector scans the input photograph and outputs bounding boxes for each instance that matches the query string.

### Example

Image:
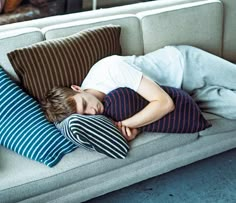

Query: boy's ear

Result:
[71,85,82,92]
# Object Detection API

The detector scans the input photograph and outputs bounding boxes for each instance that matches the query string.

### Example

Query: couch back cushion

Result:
[138,0,223,57]
[220,0,236,62]
[7,24,121,101]
[0,28,44,81]
[42,14,143,56]
[0,0,196,32]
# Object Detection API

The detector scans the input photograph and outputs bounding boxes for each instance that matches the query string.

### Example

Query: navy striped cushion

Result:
[0,67,77,167]
[55,114,129,159]
[103,87,211,133]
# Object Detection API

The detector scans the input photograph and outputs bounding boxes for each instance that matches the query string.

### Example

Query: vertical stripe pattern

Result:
[55,114,129,159]
[103,87,211,133]
[7,25,121,101]
[0,67,77,167]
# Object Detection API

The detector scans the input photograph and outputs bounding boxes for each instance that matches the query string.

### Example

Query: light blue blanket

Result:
[177,45,236,119]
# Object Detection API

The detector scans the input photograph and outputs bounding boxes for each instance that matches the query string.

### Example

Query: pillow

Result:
[3,0,22,13]
[7,25,121,101]
[103,87,212,133]
[55,114,129,159]
[0,67,77,167]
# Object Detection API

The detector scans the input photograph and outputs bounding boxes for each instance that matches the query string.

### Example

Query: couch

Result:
[0,0,236,202]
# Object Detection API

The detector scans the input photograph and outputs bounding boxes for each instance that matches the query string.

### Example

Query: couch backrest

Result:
[0,0,198,32]
[0,0,234,83]
[0,28,44,81]
[42,14,143,56]
[220,0,236,62]
[137,0,223,56]
[0,14,143,81]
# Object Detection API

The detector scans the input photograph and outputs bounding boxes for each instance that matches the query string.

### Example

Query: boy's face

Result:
[73,91,104,115]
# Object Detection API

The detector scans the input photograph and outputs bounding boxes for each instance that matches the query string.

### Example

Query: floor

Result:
[85,148,236,203]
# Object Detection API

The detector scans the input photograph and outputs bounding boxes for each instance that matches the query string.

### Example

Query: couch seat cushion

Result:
[199,113,236,136]
[0,131,197,202]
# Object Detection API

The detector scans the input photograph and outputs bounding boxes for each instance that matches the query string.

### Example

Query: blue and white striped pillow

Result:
[0,67,77,167]
[55,114,129,159]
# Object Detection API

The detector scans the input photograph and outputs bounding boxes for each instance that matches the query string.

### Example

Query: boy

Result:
[42,45,236,140]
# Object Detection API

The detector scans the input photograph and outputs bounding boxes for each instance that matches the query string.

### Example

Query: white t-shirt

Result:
[81,46,184,94]
[81,55,143,94]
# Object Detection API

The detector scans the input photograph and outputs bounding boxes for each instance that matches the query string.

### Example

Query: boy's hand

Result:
[115,121,140,141]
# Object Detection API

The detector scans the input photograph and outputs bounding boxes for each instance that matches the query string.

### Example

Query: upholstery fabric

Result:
[103,87,211,133]
[55,114,129,159]
[7,24,121,101]
[220,0,236,62]
[0,28,44,81]
[138,1,223,56]
[0,67,77,167]
[42,15,143,56]
[200,113,236,136]
[0,130,199,202]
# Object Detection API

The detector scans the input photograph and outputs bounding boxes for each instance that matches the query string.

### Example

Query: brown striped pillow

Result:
[7,25,121,101]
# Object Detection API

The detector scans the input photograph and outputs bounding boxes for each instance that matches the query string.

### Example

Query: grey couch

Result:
[0,0,236,202]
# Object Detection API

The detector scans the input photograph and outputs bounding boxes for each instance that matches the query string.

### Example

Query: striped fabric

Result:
[55,114,129,159]
[7,24,121,101]
[103,87,212,133]
[0,67,77,167]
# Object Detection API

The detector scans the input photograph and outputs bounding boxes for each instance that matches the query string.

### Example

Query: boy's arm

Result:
[120,76,175,129]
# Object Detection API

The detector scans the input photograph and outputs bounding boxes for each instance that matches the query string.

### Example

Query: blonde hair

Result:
[41,87,77,122]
